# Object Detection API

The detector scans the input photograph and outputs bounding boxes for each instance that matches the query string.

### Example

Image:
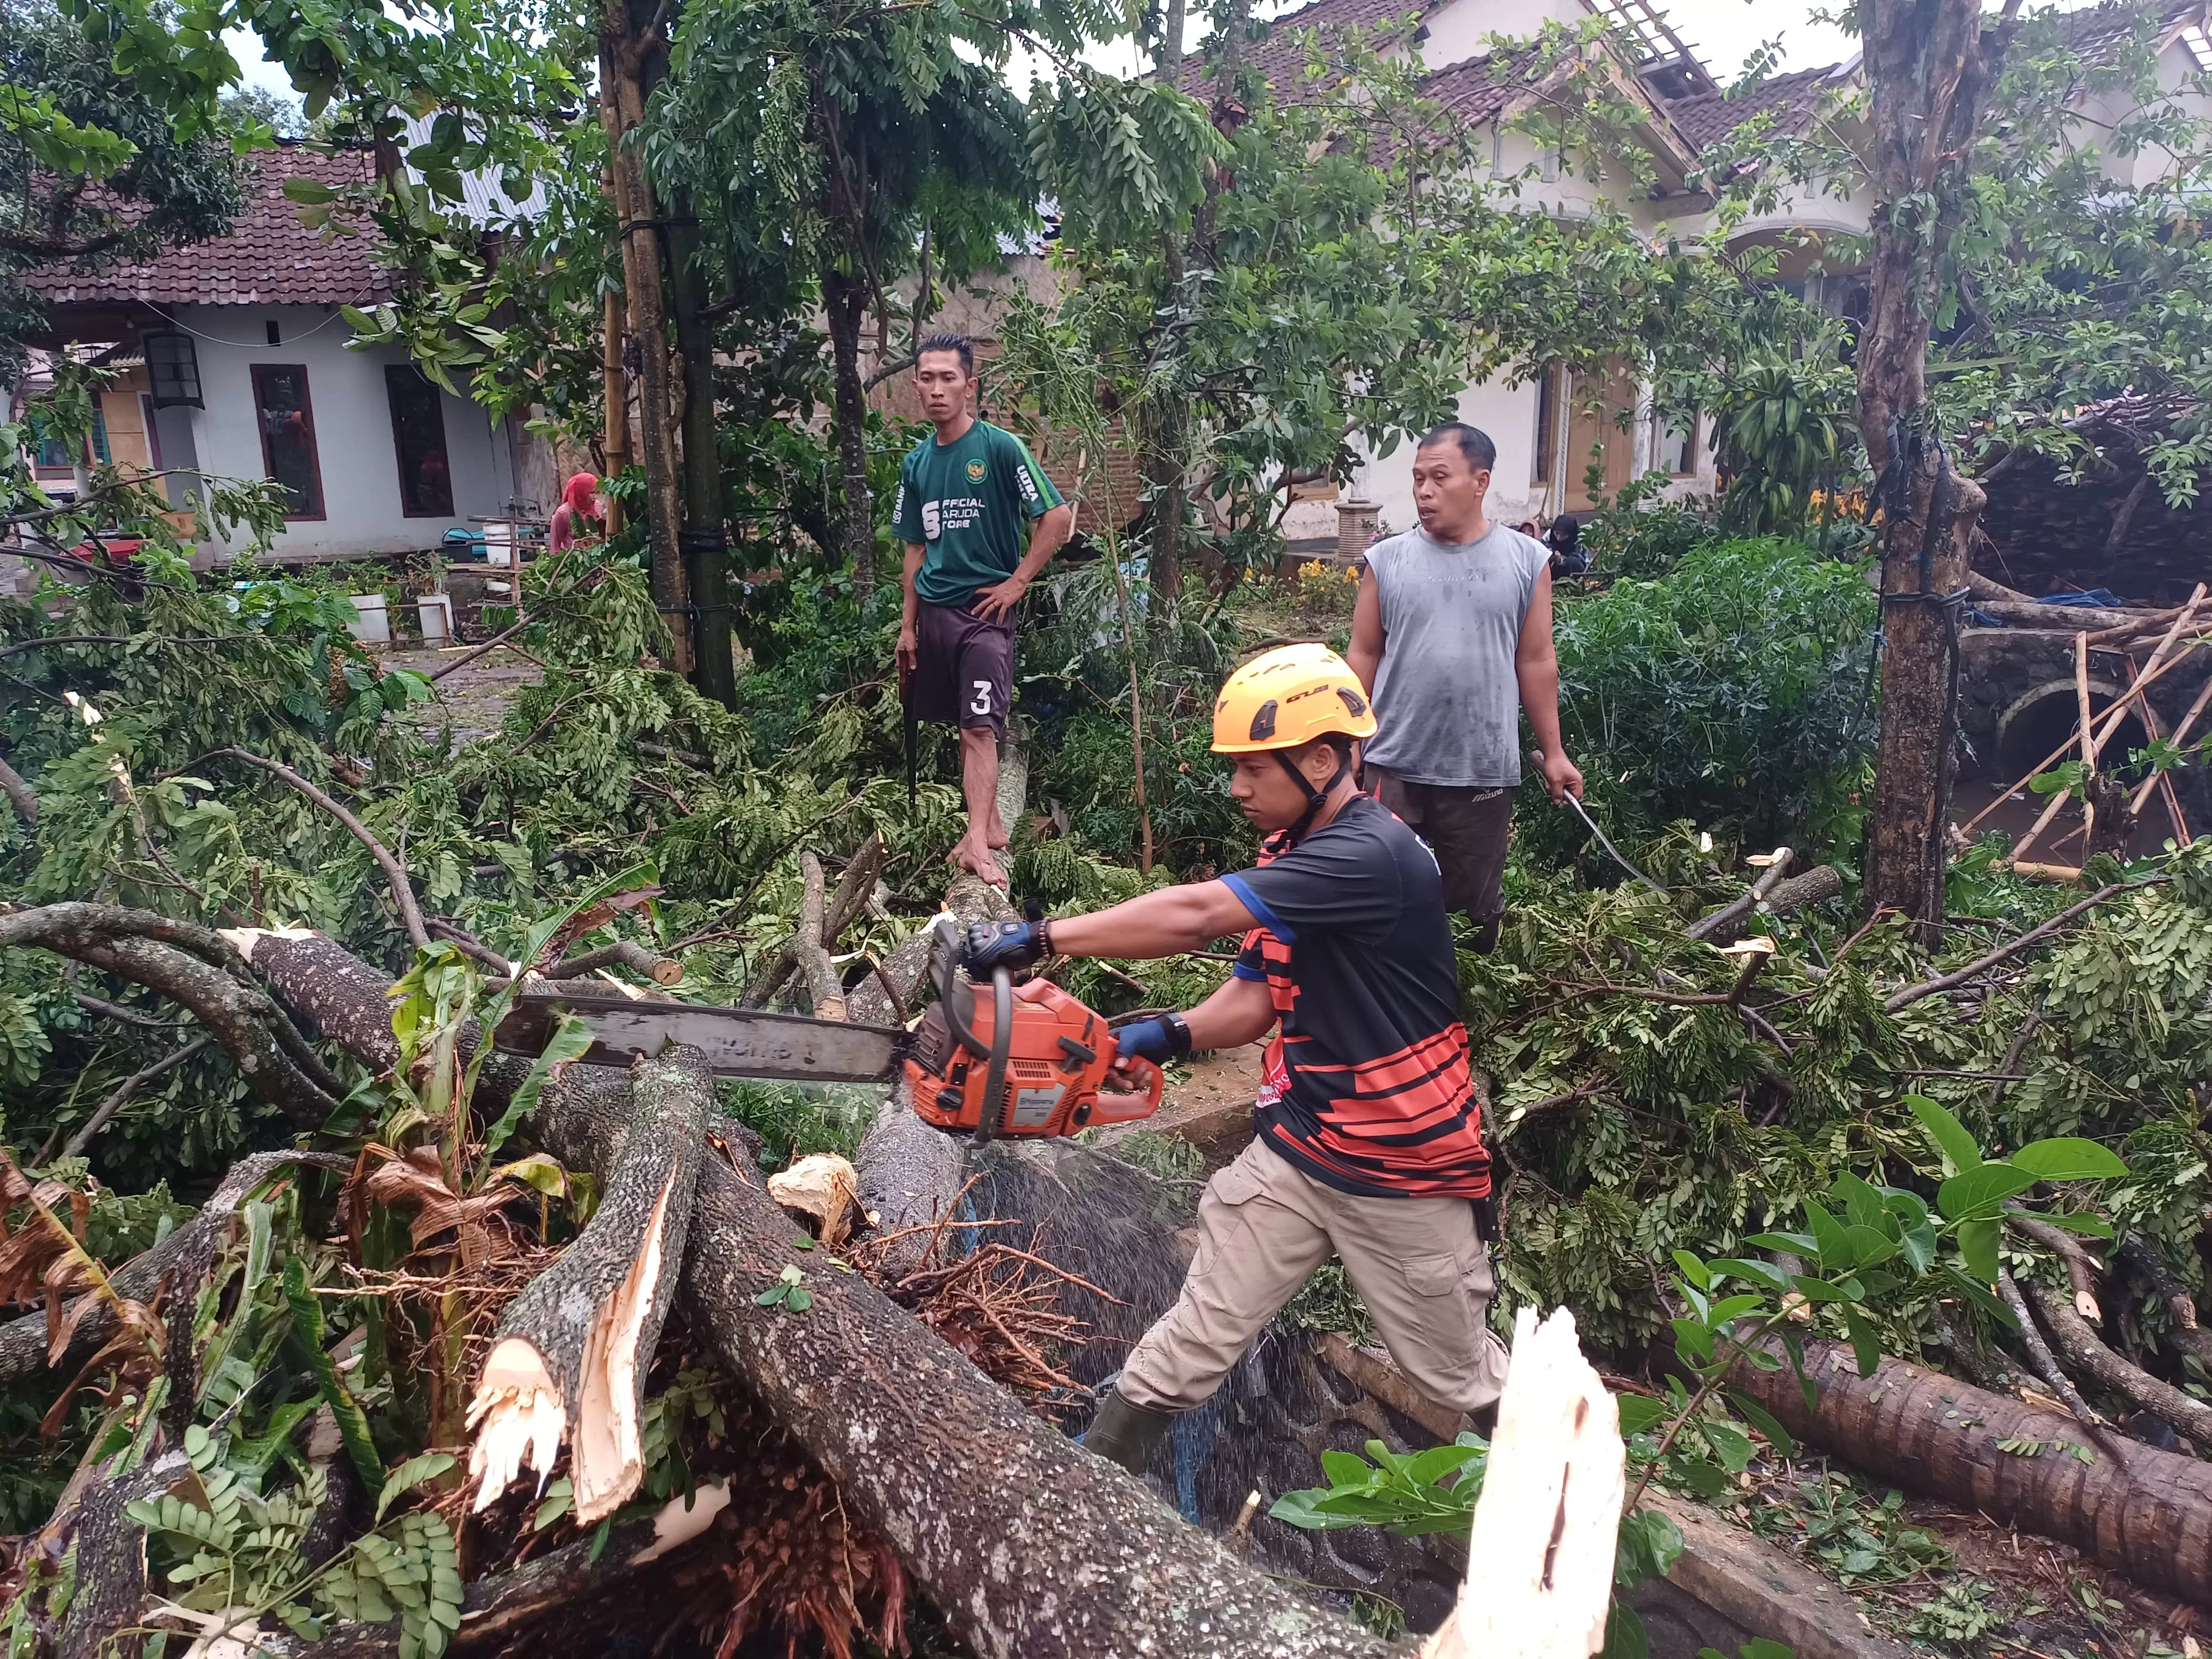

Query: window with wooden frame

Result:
[251,363,325,519]
[385,364,455,518]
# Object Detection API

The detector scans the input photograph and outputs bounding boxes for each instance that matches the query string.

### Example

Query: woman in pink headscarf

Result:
[547,472,606,554]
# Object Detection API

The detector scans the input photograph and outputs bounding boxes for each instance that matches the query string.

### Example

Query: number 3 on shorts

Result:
[969,680,993,717]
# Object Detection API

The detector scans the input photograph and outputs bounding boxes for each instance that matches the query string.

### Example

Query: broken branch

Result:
[216,750,429,950]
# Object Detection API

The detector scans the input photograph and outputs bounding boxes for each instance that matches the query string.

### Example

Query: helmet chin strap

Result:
[1273,745,1352,844]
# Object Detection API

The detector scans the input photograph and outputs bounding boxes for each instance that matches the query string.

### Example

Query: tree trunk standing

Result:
[599,8,692,675]
[1855,0,2021,932]
[1144,0,1191,610]
[601,272,628,535]
[823,268,877,599]
[664,202,737,708]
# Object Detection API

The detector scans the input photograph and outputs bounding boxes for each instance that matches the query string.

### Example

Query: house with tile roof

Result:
[1185,0,2210,543]
[20,142,554,563]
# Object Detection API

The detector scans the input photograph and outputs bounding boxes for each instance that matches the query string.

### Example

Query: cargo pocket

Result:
[1378,1250,1483,1402]
[1190,1155,1269,1278]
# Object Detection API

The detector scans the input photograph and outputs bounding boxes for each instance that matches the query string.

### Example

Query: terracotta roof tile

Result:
[1663,63,1841,150]
[25,144,387,310]
[1182,0,1428,102]
[2054,0,2204,64]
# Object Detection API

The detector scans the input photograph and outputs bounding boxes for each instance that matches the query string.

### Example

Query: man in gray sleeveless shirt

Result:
[1347,423,1584,952]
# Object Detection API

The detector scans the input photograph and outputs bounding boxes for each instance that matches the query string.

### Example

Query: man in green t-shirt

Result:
[894,332,1072,888]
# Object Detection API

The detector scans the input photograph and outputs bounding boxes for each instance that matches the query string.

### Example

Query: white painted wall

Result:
[165,303,515,560]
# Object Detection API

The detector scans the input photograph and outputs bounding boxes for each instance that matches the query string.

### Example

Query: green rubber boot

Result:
[1083,1386,1175,1475]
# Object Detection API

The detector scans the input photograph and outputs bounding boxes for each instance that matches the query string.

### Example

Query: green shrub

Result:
[1534,537,1877,862]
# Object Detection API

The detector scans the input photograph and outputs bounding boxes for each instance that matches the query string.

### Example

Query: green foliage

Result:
[0,1,251,373]
[1542,538,1877,857]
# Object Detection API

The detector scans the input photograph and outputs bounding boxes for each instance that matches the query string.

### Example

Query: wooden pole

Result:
[601,286,628,536]
[599,6,691,675]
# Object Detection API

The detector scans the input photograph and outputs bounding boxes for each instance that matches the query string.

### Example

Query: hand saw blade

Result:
[493,992,910,1083]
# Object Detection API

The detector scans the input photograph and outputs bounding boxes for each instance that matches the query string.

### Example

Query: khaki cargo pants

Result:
[1117,1137,1510,1418]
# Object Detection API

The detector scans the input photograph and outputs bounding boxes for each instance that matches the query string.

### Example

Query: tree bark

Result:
[467,1049,709,1524]
[1856,0,2018,936]
[2016,1272,2212,1448]
[1729,1335,2212,1604]
[600,1,691,675]
[743,832,884,1009]
[232,926,1391,1659]
[823,268,877,598]
[0,904,342,1123]
[792,852,846,1021]
[0,1151,351,1389]
[850,874,1014,1272]
[0,752,36,825]
[664,196,736,709]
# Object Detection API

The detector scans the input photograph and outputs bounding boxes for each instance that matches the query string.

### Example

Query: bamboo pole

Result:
[601,287,628,536]
[2003,586,2206,868]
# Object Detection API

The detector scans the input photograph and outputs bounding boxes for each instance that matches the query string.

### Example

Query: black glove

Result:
[1112,1014,1191,1066]
[963,919,1046,978]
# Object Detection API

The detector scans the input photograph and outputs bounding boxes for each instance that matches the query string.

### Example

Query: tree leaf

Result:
[378,1452,457,1521]
[1907,1094,1982,1173]
[1937,1162,2038,1223]
[2009,1138,2126,1182]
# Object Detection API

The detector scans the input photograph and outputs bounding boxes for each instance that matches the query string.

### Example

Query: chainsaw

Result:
[492,920,1164,1141]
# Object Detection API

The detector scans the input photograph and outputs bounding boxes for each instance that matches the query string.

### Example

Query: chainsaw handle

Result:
[1089,1055,1165,1125]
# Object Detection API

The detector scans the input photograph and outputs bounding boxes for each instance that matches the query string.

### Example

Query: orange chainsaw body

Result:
[905,975,1164,1138]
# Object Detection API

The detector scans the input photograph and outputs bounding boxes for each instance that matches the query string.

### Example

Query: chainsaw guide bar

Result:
[493,992,911,1084]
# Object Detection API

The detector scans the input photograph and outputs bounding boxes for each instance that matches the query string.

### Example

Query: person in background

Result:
[548,472,606,554]
[1347,423,1583,954]
[894,331,1073,888]
[1546,513,1590,579]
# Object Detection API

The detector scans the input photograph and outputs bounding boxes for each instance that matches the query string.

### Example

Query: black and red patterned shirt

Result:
[1220,794,1490,1198]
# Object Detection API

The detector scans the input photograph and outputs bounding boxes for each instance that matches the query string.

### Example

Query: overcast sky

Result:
[224,0,1860,113]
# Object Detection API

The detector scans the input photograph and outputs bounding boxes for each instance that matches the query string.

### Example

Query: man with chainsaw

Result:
[894,332,1074,890]
[961,643,1508,1474]
[1346,422,1584,954]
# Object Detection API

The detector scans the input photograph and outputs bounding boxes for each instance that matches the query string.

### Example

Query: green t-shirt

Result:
[894,420,1064,609]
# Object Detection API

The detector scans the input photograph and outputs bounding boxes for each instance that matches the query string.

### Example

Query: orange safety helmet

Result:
[1212,643,1378,754]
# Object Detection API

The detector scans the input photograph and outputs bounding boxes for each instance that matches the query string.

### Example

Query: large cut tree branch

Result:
[240,924,1389,1658]
[468,1048,708,1524]
[2014,1271,2212,1447]
[1730,1334,2212,1604]
[1,904,344,1121]
[0,1151,352,1389]
[0,753,36,826]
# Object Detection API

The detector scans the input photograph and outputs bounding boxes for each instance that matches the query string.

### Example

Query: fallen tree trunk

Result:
[851,873,1013,1271]
[1729,1335,2212,1604]
[237,923,1390,1658]
[680,1132,1392,1659]
[0,1149,352,1389]
[468,1048,709,1524]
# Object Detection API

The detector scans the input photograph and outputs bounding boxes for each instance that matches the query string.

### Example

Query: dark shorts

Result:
[906,599,1013,736]
[1366,765,1512,930]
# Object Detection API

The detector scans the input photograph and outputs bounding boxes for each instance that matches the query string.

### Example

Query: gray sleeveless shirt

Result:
[1362,523,1551,789]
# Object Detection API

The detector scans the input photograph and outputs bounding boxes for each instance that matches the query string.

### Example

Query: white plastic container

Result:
[347,594,390,646]
[483,520,514,566]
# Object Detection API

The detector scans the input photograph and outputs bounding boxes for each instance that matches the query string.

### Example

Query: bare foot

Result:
[952,836,1008,889]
